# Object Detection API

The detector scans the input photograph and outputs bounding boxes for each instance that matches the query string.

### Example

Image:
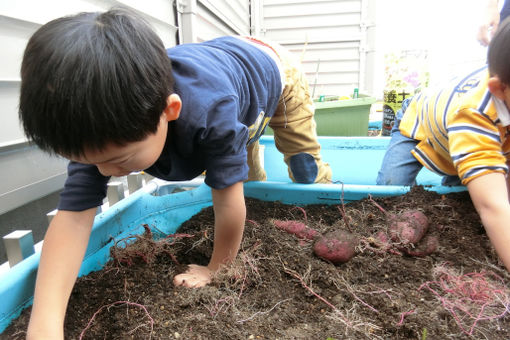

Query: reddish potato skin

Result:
[273,220,320,240]
[375,230,389,244]
[313,230,358,264]
[389,210,429,244]
[405,235,439,257]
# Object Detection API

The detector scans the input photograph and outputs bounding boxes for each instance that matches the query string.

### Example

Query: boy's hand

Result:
[173,264,212,288]
[173,181,246,288]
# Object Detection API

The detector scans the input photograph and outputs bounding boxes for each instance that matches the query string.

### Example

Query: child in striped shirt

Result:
[377,17,510,272]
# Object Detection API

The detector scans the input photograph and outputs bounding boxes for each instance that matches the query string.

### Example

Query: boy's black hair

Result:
[19,8,174,157]
[488,17,510,84]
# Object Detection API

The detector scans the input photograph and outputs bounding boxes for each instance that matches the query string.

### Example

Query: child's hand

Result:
[173,264,212,288]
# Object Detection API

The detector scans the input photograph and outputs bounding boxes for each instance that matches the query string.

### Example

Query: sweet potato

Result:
[368,196,429,245]
[370,230,403,255]
[388,210,429,245]
[273,220,320,240]
[374,230,389,245]
[404,234,439,257]
[313,230,359,264]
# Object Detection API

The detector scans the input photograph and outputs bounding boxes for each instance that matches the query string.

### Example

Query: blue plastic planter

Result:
[0,136,465,333]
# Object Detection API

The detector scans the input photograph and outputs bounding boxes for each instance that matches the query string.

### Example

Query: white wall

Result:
[196,0,251,41]
[178,0,251,43]
[0,0,177,215]
[258,0,376,98]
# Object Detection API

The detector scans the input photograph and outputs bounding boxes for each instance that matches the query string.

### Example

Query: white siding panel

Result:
[1,0,176,31]
[287,41,360,61]
[198,0,249,35]
[0,0,177,212]
[0,144,68,215]
[263,25,361,44]
[302,59,360,75]
[196,3,238,42]
[0,0,177,144]
[195,0,250,42]
[310,71,358,85]
[264,0,349,5]
[264,13,360,30]
[264,2,359,19]
[261,0,367,97]
[114,0,177,47]
[0,83,23,143]
[0,16,39,81]
[116,0,175,24]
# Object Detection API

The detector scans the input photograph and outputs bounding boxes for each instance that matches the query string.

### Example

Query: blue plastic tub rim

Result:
[0,180,466,333]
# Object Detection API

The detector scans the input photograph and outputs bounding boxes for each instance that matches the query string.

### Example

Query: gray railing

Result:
[0,172,205,274]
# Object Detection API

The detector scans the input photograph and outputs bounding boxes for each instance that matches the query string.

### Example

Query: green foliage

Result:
[384,50,429,95]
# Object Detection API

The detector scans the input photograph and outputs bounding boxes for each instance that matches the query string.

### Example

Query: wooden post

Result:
[127,173,144,194]
[3,230,35,267]
[107,182,125,206]
[46,209,57,224]
[142,172,155,183]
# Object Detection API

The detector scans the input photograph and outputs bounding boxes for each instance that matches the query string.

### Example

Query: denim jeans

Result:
[375,98,462,186]
[376,98,421,185]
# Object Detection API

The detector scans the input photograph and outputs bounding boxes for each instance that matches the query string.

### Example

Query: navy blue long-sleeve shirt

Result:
[58,36,281,211]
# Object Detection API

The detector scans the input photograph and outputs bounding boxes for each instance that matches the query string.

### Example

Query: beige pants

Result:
[247,41,332,184]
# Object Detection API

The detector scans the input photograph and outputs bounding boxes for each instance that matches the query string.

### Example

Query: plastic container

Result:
[265,94,376,136]
[313,94,376,136]
[0,136,464,334]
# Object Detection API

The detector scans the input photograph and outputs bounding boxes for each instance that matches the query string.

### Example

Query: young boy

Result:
[19,8,331,339]
[377,18,510,274]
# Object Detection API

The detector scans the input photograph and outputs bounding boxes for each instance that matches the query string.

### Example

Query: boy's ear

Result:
[163,94,181,121]
[488,76,506,100]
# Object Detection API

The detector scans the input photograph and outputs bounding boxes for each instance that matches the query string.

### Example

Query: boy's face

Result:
[71,114,169,177]
[502,86,510,109]
[488,76,510,108]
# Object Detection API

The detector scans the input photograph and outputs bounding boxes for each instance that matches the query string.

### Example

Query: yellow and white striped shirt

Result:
[399,66,510,185]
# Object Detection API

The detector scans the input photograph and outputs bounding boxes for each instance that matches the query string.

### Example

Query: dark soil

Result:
[4,186,510,340]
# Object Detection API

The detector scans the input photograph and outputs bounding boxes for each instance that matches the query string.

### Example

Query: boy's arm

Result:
[467,172,510,271]
[173,181,246,287]
[208,180,246,271]
[27,208,96,340]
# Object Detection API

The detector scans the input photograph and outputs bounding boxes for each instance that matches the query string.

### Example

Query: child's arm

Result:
[173,181,246,287]
[26,208,96,340]
[467,172,510,271]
